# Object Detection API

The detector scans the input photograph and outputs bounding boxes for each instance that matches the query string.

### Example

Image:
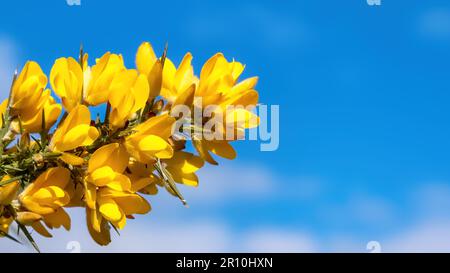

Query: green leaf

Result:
[155,159,188,207]
[110,224,120,236]
[17,222,40,253]
[0,229,22,244]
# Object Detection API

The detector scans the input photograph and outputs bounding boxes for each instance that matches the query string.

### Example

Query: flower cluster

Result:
[0,42,259,249]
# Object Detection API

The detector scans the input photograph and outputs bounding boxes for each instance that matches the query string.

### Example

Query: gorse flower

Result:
[18,167,72,237]
[124,114,175,162]
[162,53,197,105]
[136,42,163,100]
[108,69,149,129]
[84,52,126,106]
[50,105,99,165]
[0,41,260,250]
[84,143,150,245]
[50,57,84,112]
[3,61,62,133]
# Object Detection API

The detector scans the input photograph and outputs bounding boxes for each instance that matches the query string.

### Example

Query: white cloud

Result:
[4,166,450,253]
[0,209,318,253]
[181,163,323,205]
[380,183,450,252]
[0,37,19,100]
[190,163,275,202]
[0,209,232,253]
[347,194,395,225]
[243,228,317,252]
[384,221,450,252]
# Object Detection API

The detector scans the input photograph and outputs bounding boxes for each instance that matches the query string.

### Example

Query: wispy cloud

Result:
[244,228,317,252]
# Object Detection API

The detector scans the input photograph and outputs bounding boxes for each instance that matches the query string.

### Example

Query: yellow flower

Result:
[0,215,13,236]
[19,167,71,215]
[189,53,260,164]
[0,176,20,205]
[127,158,159,195]
[50,105,99,165]
[18,167,72,237]
[163,151,204,187]
[124,114,175,163]
[85,143,131,195]
[50,57,83,112]
[136,42,163,100]
[84,52,125,106]
[16,89,62,133]
[108,69,149,129]
[161,53,198,105]
[5,61,62,133]
[0,99,7,128]
[84,143,150,245]
[0,176,19,236]
[86,208,111,246]
[10,61,47,110]
[197,53,258,108]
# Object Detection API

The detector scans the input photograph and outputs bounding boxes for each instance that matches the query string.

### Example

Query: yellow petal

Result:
[85,53,125,106]
[0,177,20,205]
[60,153,85,165]
[20,196,56,215]
[140,183,158,195]
[0,216,13,235]
[172,84,195,107]
[206,141,236,160]
[136,42,157,76]
[113,214,127,230]
[50,57,83,112]
[86,208,111,245]
[105,173,131,192]
[98,196,123,222]
[167,167,199,187]
[130,177,155,193]
[131,113,175,140]
[16,211,42,225]
[32,221,52,238]
[43,208,71,230]
[32,186,67,201]
[226,108,260,129]
[137,135,173,159]
[223,89,259,107]
[114,194,151,215]
[20,167,70,199]
[148,60,163,99]
[0,99,8,128]
[164,151,204,173]
[51,105,96,151]
[84,180,97,210]
[193,139,218,165]
[161,58,176,98]
[58,124,94,151]
[88,143,129,174]
[88,166,116,187]
[231,77,258,93]
[174,52,194,92]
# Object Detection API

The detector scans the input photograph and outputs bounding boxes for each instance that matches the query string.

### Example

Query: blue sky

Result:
[2,0,450,252]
